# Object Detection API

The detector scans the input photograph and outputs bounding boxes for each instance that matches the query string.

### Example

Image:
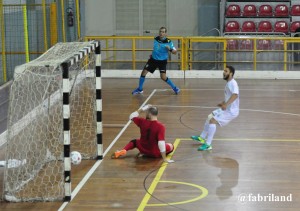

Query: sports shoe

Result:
[111,149,126,159]
[173,87,180,95]
[132,88,143,95]
[197,143,212,151]
[191,136,206,144]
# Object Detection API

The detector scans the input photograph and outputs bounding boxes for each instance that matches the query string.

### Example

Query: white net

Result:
[4,41,98,202]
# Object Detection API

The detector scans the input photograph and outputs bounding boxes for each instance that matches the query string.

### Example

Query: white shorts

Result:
[211,108,238,127]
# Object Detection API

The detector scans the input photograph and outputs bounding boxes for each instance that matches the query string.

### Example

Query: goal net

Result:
[4,41,102,202]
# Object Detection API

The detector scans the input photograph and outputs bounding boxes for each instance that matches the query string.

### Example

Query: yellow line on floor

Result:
[137,138,181,211]
[180,138,300,142]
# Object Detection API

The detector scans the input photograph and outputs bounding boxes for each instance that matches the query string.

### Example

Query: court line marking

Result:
[138,137,300,210]
[155,88,300,92]
[147,180,208,206]
[5,86,298,210]
[180,138,300,142]
[137,138,181,211]
[153,104,300,117]
[58,89,157,211]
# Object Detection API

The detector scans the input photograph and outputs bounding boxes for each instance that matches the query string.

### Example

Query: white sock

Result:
[200,120,209,139]
[206,124,216,145]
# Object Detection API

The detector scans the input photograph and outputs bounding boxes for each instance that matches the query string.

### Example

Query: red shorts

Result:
[136,140,174,158]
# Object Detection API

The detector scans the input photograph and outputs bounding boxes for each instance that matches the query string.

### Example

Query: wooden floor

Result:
[1,78,300,211]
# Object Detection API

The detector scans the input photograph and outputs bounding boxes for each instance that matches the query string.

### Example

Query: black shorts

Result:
[143,57,167,73]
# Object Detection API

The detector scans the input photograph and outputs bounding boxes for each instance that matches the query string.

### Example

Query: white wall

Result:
[83,0,115,36]
[82,0,199,36]
[168,0,198,36]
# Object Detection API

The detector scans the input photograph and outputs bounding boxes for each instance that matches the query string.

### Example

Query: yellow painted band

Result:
[137,138,181,211]
[0,0,7,82]
[42,0,48,50]
[180,138,300,142]
[147,180,208,206]
[60,0,66,42]
[23,5,29,63]
[75,0,80,39]
[50,3,58,46]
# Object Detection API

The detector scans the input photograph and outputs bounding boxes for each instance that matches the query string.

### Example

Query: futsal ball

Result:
[70,151,82,165]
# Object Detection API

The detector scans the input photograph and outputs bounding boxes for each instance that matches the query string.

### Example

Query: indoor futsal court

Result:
[1,77,300,211]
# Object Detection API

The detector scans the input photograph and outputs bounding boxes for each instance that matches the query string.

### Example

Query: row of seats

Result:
[226,4,300,17]
[227,39,284,50]
[225,20,300,33]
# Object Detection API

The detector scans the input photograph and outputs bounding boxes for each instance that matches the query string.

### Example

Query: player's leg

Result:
[158,61,180,94]
[191,113,214,143]
[132,69,148,95]
[111,139,137,158]
[198,118,217,151]
[132,58,156,95]
[198,112,237,151]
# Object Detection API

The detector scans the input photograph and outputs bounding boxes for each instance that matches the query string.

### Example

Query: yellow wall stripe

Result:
[42,0,48,50]
[60,0,66,42]
[23,5,29,63]
[50,3,57,46]
[0,0,7,81]
[75,0,80,39]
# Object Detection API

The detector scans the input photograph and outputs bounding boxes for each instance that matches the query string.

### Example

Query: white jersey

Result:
[224,78,239,116]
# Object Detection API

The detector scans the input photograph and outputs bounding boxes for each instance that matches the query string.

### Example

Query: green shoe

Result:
[191,135,206,144]
[197,143,212,151]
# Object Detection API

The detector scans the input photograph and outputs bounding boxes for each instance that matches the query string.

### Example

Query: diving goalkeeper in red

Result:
[111,105,174,163]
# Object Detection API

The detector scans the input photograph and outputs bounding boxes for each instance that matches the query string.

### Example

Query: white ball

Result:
[70,151,82,165]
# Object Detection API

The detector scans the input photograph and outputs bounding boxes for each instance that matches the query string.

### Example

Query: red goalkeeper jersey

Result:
[132,117,165,157]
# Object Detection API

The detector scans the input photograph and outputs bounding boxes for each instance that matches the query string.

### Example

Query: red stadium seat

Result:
[226,4,241,17]
[291,5,300,16]
[225,21,240,32]
[258,21,272,32]
[243,4,257,17]
[227,39,239,50]
[241,21,256,32]
[258,5,273,16]
[275,4,289,17]
[274,21,289,34]
[257,39,271,50]
[290,21,300,33]
[240,39,253,50]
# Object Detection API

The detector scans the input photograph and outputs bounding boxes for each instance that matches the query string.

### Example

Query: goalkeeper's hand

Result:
[141,104,152,111]
[164,159,175,163]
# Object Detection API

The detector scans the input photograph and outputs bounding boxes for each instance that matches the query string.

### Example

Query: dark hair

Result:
[226,65,235,76]
[148,106,158,116]
[160,27,167,33]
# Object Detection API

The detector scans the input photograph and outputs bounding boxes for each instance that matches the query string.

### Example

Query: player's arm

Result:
[157,125,174,163]
[165,43,177,55]
[218,94,238,110]
[129,104,151,120]
[158,140,174,163]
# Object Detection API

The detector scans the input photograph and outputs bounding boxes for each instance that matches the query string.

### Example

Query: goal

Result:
[4,40,102,202]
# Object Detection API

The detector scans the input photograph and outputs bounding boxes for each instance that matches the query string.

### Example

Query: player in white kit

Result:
[191,65,239,151]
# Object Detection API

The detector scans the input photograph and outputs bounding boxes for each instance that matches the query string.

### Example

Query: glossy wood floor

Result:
[1,78,300,211]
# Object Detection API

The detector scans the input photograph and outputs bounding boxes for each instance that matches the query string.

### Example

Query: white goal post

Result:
[4,40,102,202]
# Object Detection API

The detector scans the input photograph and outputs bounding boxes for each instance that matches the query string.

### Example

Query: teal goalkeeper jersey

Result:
[151,36,175,61]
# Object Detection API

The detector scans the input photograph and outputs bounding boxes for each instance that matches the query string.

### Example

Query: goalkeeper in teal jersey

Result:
[132,27,180,95]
